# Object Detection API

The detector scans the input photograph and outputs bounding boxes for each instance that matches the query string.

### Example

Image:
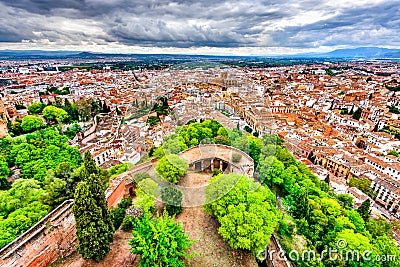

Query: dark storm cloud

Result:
[0,0,399,49]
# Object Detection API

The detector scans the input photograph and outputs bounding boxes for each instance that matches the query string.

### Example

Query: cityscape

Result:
[0,0,400,267]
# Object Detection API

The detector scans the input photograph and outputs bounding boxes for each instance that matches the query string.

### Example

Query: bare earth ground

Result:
[52,171,258,267]
[51,230,140,267]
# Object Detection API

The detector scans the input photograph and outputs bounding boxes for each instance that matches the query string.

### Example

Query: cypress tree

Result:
[357,199,371,222]
[72,151,114,262]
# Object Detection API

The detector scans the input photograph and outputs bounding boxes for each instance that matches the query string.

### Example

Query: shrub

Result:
[122,215,139,231]
[118,197,133,210]
[110,207,126,230]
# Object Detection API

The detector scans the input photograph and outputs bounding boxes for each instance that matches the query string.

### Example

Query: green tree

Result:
[258,156,284,187]
[205,174,279,255]
[337,194,353,210]
[155,155,188,184]
[21,115,44,132]
[0,155,11,190]
[135,178,159,215]
[75,99,92,121]
[161,186,183,215]
[27,102,44,114]
[42,105,69,123]
[39,170,68,208]
[72,151,113,261]
[129,211,195,267]
[366,217,393,239]
[352,107,363,120]
[357,199,371,222]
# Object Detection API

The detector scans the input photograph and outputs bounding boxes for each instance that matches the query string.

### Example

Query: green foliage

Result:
[258,156,284,187]
[42,105,69,123]
[0,179,50,249]
[21,115,45,133]
[27,102,44,114]
[110,207,126,230]
[388,106,400,114]
[118,197,133,210]
[212,168,223,177]
[8,128,82,182]
[155,155,188,184]
[108,162,134,179]
[161,186,183,215]
[64,123,81,139]
[205,174,279,255]
[348,177,376,198]
[325,69,336,76]
[73,152,114,262]
[366,217,393,239]
[129,212,195,267]
[133,172,151,185]
[244,125,253,133]
[337,194,353,210]
[352,107,363,120]
[0,155,11,190]
[121,215,139,231]
[145,115,160,127]
[78,151,109,190]
[387,149,399,157]
[43,86,70,95]
[135,178,159,215]
[39,170,68,208]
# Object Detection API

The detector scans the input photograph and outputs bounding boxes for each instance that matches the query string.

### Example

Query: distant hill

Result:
[296,47,400,59]
[0,47,399,60]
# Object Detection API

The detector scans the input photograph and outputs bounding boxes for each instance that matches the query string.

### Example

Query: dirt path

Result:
[50,230,139,267]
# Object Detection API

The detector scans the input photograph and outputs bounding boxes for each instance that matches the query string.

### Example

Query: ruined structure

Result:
[0,145,254,267]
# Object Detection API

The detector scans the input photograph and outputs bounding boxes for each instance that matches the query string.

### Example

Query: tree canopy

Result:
[129,212,195,267]
[155,155,188,184]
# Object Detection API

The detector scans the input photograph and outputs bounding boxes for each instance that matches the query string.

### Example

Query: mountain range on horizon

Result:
[0,47,399,60]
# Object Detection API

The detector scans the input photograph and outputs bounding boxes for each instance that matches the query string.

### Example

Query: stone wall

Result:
[0,200,76,267]
[0,145,254,267]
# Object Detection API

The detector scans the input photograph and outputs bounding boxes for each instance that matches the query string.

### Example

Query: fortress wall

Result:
[0,145,252,267]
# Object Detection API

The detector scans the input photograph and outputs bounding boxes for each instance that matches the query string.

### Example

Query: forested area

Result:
[144,120,400,266]
[0,128,84,249]
[8,97,112,137]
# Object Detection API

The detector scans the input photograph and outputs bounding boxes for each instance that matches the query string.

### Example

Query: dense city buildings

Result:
[1,58,400,254]
[1,62,400,194]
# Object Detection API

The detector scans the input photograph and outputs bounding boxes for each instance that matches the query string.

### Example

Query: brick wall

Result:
[0,200,77,267]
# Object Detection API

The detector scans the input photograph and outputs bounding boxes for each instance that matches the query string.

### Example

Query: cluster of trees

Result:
[39,86,70,96]
[8,98,114,137]
[204,174,279,256]
[150,120,400,266]
[348,177,377,198]
[0,128,85,250]
[339,106,363,120]
[145,96,171,127]
[255,141,400,266]
[6,128,82,182]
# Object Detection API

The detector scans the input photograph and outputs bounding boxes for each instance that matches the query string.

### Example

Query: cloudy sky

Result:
[0,0,399,55]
